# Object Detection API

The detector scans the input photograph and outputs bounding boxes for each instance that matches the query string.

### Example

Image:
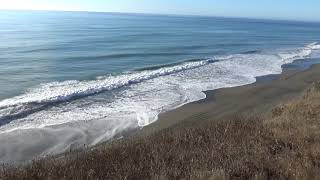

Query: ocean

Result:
[0,10,320,163]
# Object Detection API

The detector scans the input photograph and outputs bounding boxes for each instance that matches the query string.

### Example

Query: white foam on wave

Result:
[308,42,320,50]
[0,42,319,137]
[278,42,319,62]
[0,60,209,109]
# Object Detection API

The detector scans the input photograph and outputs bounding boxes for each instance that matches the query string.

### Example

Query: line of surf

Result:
[0,59,214,109]
[0,42,319,120]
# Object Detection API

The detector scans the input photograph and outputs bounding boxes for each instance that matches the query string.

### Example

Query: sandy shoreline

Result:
[2,60,320,165]
[137,63,320,137]
[3,63,320,179]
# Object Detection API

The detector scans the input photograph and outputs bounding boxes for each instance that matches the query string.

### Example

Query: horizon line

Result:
[0,8,319,24]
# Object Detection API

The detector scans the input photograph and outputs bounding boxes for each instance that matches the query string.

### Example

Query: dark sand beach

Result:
[1,64,314,165]
[138,63,320,137]
[2,62,320,179]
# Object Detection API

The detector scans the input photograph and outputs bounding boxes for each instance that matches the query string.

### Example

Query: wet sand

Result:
[138,64,320,136]
[2,62,320,165]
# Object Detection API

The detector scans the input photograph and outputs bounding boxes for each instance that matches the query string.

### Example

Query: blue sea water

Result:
[0,10,320,163]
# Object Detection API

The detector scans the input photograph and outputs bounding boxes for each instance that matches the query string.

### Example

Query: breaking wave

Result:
[0,42,319,134]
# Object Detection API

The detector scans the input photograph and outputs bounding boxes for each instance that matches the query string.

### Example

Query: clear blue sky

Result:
[0,0,319,21]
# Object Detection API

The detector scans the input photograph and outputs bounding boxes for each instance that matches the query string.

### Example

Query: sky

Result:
[0,0,319,21]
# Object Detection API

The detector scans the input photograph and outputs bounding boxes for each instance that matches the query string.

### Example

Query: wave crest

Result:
[0,42,319,131]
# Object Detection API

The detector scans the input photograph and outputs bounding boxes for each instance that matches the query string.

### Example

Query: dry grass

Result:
[1,82,320,180]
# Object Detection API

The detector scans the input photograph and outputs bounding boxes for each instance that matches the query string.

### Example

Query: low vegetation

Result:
[1,82,320,180]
